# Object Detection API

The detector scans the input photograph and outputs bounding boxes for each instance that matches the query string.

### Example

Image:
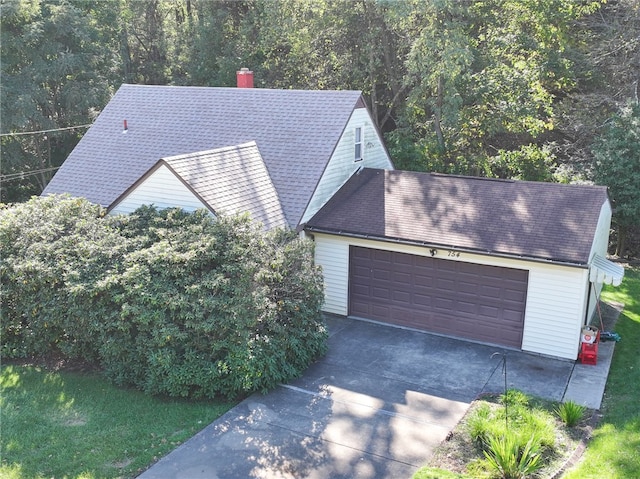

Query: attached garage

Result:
[305,168,623,360]
[348,246,528,348]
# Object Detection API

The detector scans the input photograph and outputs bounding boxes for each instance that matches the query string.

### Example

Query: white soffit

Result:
[589,254,625,286]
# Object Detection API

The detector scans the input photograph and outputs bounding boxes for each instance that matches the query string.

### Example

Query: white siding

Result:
[315,235,349,314]
[312,233,588,360]
[520,265,588,359]
[301,108,393,224]
[109,165,210,215]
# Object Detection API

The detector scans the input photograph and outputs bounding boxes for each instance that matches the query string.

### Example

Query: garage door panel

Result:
[371,304,390,317]
[504,289,527,302]
[414,293,432,307]
[480,285,501,299]
[458,282,479,294]
[393,271,412,285]
[350,300,370,317]
[372,269,391,281]
[502,309,525,322]
[372,287,390,299]
[349,246,528,348]
[435,278,456,291]
[457,301,477,314]
[352,264,371,277]
[479,305,500,318]
[373,250,392,262]
[351,283,370,295]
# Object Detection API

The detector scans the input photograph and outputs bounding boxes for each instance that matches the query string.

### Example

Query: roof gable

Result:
[159,142,287,230]
[43,84,364,228]
[306,169,609,265]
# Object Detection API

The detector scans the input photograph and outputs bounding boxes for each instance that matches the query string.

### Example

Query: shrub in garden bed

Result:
[419,389,590,479]
[1,195,327,399]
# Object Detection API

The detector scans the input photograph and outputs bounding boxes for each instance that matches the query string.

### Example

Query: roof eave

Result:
[303,226,589,269]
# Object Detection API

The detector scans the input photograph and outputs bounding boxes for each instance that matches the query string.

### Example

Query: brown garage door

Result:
[349,246,528,348]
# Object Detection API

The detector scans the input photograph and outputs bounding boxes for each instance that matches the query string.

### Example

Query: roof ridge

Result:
[120,83,363,95]
[428,172,515,183]
[400,170,607,190]
[161,142,259,163]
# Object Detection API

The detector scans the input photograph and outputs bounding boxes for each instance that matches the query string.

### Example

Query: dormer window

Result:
[354,127,363,162]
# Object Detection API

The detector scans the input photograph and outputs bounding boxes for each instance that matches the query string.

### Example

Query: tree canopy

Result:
[2,0,638,254]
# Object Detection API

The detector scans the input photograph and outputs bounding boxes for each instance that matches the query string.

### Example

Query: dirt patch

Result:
[6,353,101,373]
[109,458,133,469]
[63,417,88,426]
[593,300,623,332]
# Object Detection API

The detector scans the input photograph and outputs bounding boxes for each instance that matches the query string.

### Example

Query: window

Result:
[354,127,363,162]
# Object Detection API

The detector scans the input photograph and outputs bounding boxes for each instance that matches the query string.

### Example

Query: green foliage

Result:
[489,144,557,181]
[0,194,120,360]
[1,0,117,202]
[564,267,640,478]
[592,103,640,256]
[482,433,543,479]
[500,389,530,409]
[555,400,587,427]
[467,392,550,477]
[3,0,615,205]
[0,196,326,399]
[468,392,556,450]
[395,0,600,175]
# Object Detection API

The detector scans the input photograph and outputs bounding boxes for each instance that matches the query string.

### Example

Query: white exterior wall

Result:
[301,108,393,224]
[585,200,613,323]
[109,165,210,215]
[313,232,588,360]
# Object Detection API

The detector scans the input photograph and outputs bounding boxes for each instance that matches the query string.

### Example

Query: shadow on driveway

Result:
[138,315,574,479]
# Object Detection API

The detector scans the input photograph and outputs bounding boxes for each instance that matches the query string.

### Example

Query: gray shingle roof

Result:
[305,168,609,265]
[140,142,286,230]
[43,84,364,228]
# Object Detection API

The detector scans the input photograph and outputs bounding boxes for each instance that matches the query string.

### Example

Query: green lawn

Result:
[0,366,234,479]
[563,266,640,478]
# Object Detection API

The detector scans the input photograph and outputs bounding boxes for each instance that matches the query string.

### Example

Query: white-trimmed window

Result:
[354,127,363,162]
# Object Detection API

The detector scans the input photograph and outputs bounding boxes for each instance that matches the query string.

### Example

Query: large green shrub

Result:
[0,195,125,360]
[1,197,327,399]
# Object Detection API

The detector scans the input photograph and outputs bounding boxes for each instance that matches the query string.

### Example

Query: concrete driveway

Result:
[138,315,576,479]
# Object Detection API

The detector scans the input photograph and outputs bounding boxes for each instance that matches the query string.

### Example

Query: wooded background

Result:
[1,0,639,256]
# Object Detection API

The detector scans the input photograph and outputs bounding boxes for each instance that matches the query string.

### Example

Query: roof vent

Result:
[236,68,254,88]
[123,119,128,134]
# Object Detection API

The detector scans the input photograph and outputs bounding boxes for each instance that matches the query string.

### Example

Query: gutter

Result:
[304,226,589,269]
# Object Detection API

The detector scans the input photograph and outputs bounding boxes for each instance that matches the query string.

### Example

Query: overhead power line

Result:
[0,166,61,182]
[0,124,93,137]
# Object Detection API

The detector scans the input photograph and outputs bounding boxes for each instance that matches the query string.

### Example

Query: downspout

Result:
[584,278,593,327]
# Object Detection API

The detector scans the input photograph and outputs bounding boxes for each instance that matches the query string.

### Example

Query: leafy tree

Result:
[592,103,640,256]
[0,0,117,202]
[552,0,640,178]
[393,0,603,176]
[489,144,557,182]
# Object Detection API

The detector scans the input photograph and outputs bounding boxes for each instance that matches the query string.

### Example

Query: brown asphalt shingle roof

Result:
[43,84,364,228]
[305,168,609,265]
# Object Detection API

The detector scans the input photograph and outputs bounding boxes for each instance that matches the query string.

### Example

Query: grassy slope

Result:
[563,267,640,478]
[0,366,234,479]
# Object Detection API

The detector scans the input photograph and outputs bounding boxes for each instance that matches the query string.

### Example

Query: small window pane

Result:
[355,127,363,161]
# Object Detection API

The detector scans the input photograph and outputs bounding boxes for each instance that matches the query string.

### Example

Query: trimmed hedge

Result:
[1,195,327,399]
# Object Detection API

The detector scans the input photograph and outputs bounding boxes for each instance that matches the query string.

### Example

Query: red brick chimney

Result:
[236,68,254,88]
